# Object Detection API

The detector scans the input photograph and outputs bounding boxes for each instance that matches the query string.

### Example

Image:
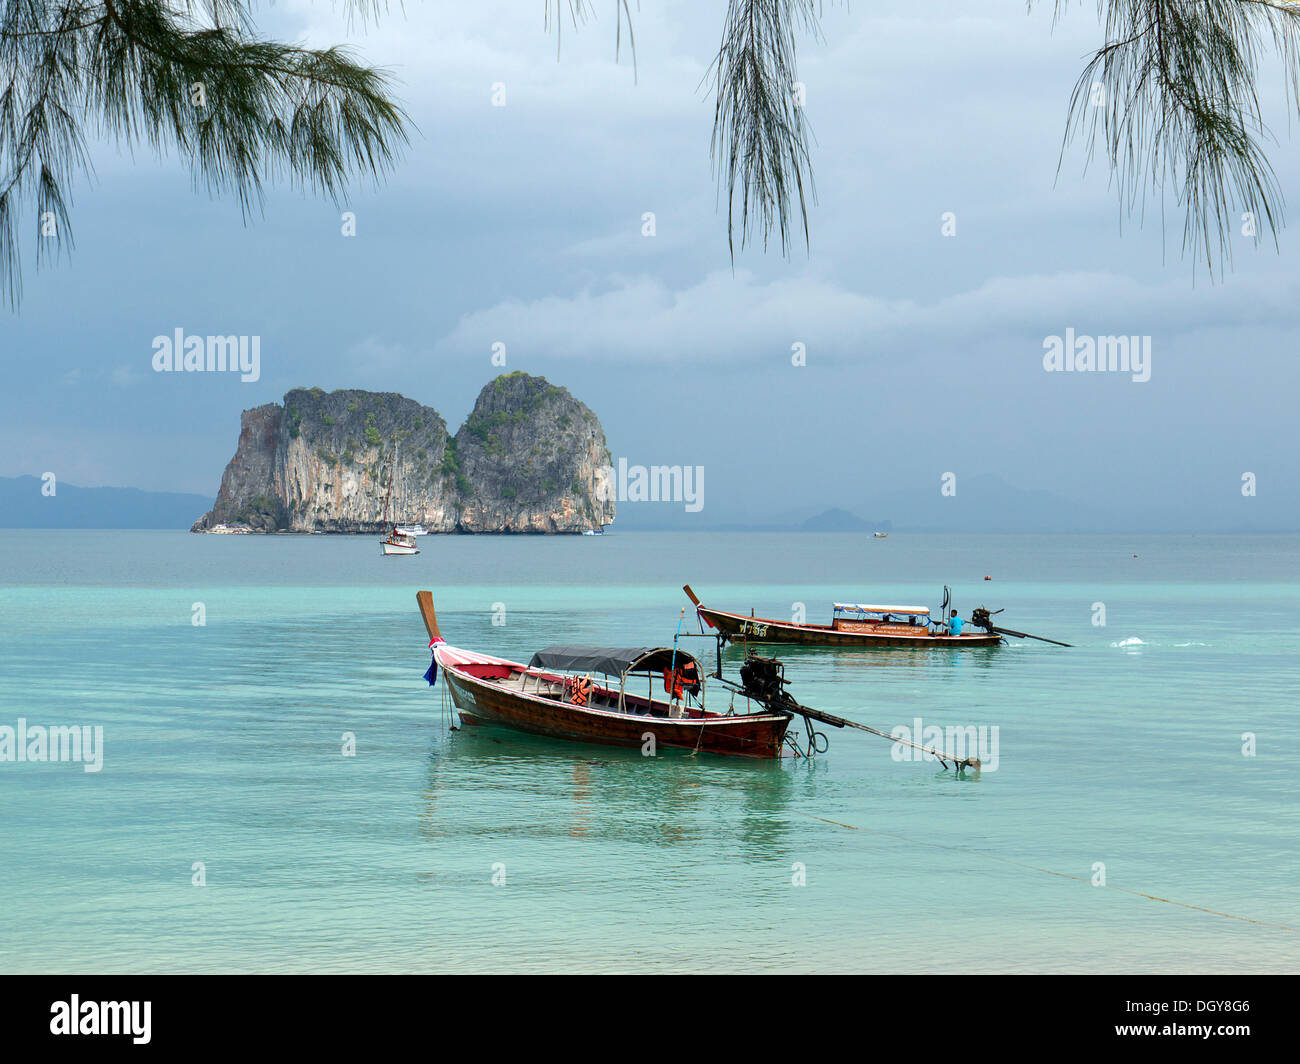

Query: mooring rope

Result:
[795,810,1300,934]
[439,672,453,733]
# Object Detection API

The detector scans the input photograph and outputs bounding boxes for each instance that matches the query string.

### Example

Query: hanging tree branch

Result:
[707,0,824,260]
[0,0,409,307]
[1040,0,1300,275]
[6,2,1300,305]
[701,0,1300,270]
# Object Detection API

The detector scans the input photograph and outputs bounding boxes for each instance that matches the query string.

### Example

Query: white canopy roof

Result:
[833,603,930,616]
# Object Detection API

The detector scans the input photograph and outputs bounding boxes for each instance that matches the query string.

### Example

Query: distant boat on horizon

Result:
[379,443,420,556]
[873,531,889,538]
[381,528,420,555]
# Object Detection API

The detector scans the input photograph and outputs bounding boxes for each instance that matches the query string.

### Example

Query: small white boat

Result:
[381,529,420,556]
[378,442,420,555]
[873,532,889,538]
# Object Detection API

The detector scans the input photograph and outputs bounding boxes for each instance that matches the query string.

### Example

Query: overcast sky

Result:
[3,1,1297,528]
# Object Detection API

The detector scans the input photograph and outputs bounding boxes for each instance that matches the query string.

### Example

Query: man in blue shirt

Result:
[947,609,964,636]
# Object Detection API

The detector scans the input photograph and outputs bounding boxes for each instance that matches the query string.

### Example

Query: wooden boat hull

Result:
[696,605,1002,649]
[437,651,790,759]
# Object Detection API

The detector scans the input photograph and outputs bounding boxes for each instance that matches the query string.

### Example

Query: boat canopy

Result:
[833,603,930,616]
[528,646,701,677]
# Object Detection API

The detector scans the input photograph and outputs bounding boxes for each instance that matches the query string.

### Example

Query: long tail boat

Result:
[416,591,792,758]
[416,591,988,768]
[683,584,1004,648]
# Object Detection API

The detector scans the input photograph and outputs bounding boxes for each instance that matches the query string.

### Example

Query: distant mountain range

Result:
[800,508,891,533]
[613,472,1295,532]
[863,474,1111,533]
[0,476,211,529]
[612,474,1105,532]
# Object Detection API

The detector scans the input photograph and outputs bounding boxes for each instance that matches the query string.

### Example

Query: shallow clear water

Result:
[1,530,1297,972]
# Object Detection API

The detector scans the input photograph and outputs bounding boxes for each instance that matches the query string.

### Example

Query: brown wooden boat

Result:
[683,585,1004,649]
[416,591,792,758]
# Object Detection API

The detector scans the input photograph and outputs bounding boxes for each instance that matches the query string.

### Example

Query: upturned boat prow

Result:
[416,589,442,643]
[415,590,792,758]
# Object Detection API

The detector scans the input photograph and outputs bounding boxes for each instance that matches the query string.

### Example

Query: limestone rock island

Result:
[191,372,615,533]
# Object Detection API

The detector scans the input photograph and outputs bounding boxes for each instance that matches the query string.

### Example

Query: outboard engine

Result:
[739,653,797,713]
[971,606,1004,632]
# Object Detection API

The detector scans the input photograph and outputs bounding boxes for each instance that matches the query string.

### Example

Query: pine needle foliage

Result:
[1037,1,1300,275]
[0,0,408,306]
[700,0,1300,269]
[7,2,1299,302]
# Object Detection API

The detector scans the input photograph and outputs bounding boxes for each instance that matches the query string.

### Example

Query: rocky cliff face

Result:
[198,403,286,531]
[455,373,615,533]
[192,375,614,533]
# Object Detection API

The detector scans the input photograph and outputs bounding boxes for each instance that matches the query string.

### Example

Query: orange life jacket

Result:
[569,675,592,706]
[663,667,689,700]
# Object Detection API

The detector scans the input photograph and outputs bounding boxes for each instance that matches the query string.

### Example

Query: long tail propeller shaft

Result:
[990,625,1072,648]
[792,702,979,772]
[970,606,1071,647]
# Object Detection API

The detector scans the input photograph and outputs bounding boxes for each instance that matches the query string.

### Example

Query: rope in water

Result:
[796,810,1300,933]
[440,674,454,733]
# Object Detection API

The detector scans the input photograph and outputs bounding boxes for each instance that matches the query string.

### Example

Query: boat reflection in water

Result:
[416,722,799,859]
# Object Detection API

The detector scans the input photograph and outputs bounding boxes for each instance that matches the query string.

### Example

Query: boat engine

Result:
[971,606,1004,632]
[739,653,798,713]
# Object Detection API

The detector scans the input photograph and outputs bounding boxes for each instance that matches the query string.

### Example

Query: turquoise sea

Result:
[0,530,1297,973]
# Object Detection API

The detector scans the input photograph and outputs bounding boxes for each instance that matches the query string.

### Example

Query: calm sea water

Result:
[1,530,1297,973]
